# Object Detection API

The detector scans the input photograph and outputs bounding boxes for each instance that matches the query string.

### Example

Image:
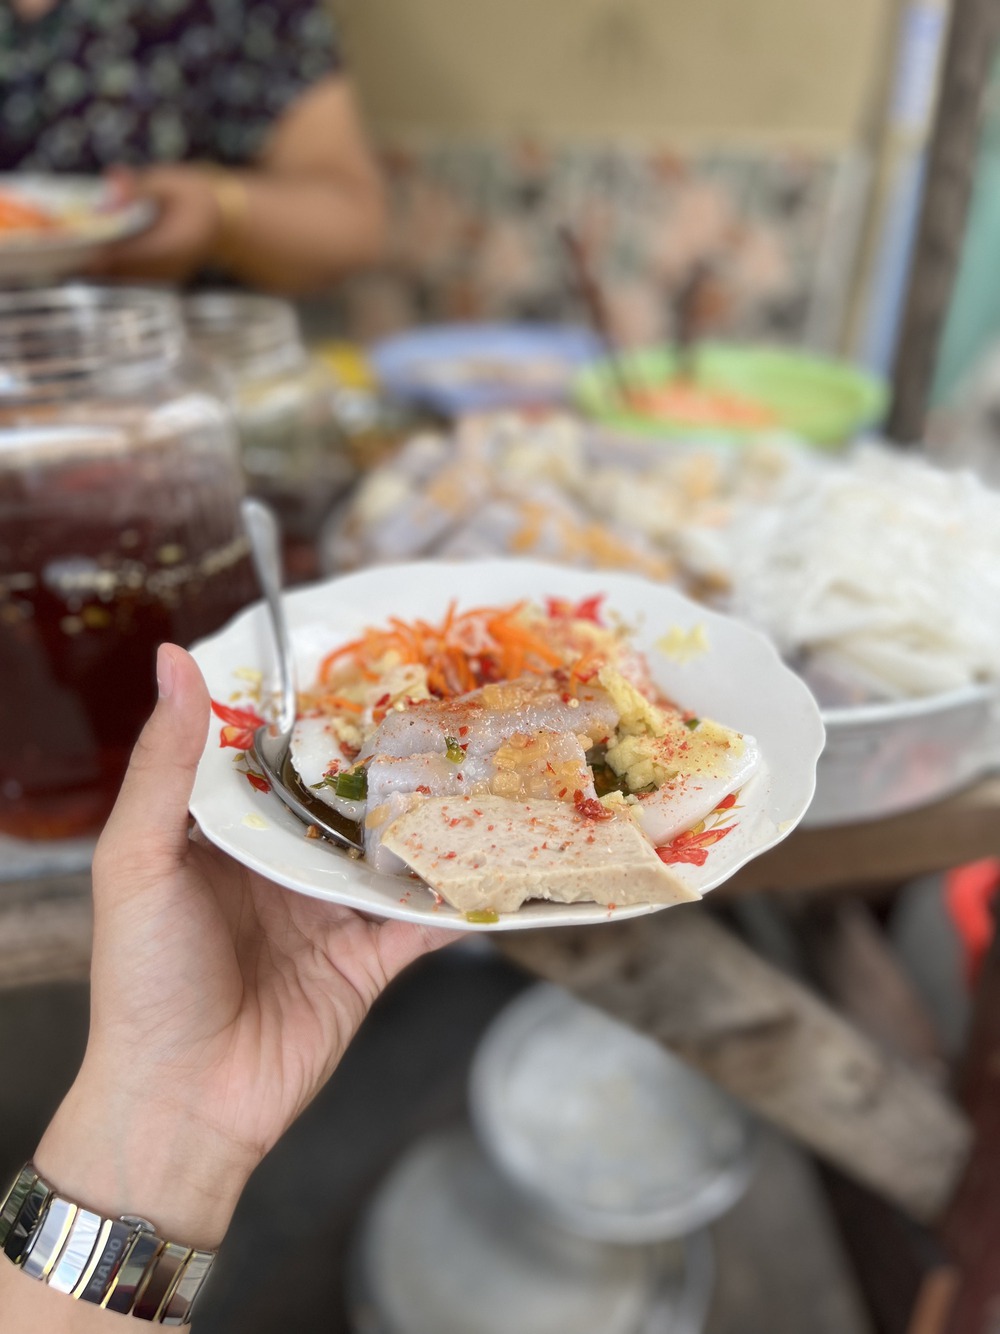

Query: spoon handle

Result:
[241,498,297,735]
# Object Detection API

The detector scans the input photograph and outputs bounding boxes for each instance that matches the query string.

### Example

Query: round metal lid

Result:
[469,984,755,1242]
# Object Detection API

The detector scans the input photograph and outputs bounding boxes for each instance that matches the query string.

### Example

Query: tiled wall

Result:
[335,138,845,346]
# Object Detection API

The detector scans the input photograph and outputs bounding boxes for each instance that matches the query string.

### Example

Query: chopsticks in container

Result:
[558,224,635,406]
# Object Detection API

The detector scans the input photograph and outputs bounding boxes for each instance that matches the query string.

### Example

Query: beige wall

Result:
[333,0,897,150]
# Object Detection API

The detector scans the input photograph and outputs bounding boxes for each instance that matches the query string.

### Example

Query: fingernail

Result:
[156,644,175,698]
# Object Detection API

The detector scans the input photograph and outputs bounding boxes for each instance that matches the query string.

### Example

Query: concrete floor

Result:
[0,948,871,1333]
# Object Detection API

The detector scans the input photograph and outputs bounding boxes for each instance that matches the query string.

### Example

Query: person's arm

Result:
[90,77,387,293]
[0,644,450,1329]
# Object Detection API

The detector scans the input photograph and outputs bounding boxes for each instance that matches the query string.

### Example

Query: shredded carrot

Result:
[568,650,603,694]
[319,638,367,679]
[316,599,589,704]
[319,694,363,714]
[627,382,777,429]
[486,610,563,672]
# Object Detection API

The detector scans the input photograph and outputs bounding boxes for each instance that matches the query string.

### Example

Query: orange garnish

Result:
[568,649,603,693]
[628,382,776,429]
[319,694,363,714]
[317,600,579,704]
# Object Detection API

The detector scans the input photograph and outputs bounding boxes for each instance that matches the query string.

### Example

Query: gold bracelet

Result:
[205,168,250,261]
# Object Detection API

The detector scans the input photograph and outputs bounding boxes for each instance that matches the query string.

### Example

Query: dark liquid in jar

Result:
[0,433,256,839]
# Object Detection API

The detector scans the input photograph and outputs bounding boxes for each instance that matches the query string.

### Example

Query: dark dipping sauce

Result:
[0,425,255,839]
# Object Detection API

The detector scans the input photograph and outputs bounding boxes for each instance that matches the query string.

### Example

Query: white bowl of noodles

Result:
[805,684,1000,827]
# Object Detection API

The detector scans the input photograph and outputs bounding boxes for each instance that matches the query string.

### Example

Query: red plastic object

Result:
[945,860,1000,987]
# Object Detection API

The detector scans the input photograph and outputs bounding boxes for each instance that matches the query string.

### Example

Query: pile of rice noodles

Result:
[725,445,1000,700]
[329,416,1000,703]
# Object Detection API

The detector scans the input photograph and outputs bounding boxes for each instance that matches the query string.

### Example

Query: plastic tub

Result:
[470,984,755,1242]
[574,343,886,447]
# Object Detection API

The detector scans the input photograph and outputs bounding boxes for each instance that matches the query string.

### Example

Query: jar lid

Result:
[0,285,183,400]
[349,1128,712,1334]
[469,984,755,1242]
[183,292,303,378]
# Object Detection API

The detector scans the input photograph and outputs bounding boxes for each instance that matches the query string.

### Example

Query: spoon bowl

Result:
[242,498,365,853]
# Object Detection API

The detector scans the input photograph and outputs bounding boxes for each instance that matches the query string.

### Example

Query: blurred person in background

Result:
[0,0,386,293]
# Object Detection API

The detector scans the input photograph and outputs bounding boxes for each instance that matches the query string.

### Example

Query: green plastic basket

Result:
[574,343,887,448]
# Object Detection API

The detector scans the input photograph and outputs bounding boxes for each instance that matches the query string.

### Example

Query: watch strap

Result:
[0,1165,215,1324]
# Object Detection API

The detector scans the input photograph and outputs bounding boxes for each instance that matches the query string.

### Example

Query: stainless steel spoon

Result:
[241,498,365,852]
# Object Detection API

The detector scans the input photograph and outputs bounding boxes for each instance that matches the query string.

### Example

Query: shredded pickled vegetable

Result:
[626,381,777,429]
[319,601,572,702]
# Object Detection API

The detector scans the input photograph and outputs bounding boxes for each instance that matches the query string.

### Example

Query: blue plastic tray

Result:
[371,323,603,416]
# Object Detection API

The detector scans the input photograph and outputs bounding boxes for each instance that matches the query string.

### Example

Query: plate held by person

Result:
[189,560,825,931]
[0,174,156,281]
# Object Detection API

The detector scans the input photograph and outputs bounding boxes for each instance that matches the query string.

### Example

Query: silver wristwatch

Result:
[0,1164,215,1324]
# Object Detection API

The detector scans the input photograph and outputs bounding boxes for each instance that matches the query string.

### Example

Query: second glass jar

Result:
[184,294,355,578]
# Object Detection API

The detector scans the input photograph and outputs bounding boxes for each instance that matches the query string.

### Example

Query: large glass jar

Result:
[0,286,255,840]
[183,294,355,577]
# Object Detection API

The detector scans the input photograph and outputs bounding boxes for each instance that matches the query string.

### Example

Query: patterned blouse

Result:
[0,0,341,172]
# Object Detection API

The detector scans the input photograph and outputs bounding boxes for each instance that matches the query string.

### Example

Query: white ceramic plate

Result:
[0,175,155,280]
[189,560,825,931]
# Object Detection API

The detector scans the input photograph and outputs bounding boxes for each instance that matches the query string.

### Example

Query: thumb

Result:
[96,644,210,874]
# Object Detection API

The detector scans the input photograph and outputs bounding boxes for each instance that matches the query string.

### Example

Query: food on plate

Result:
[625,380,777,430]
[0,191,60,233]
[266,596,759,918]
[325,412,803,591]
[0,178,153,260]
[405,356,573,390]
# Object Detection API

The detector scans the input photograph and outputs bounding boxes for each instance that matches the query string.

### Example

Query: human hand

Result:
[35,644,453,1248]
[87,166,223,284]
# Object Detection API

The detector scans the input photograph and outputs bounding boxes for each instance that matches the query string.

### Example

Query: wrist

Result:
[34,1069,258,1250]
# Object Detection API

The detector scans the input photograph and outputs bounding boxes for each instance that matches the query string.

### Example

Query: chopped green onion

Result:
[335,768,368,800]
[585,743,626,799]
[445,736,464,764]
[591,762,622,798]
[311,775,339,791]
[684,717,701,731]
[465,909,499,924]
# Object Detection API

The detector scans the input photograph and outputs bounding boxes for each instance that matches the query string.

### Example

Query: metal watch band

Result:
[0,1165,215,1324]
